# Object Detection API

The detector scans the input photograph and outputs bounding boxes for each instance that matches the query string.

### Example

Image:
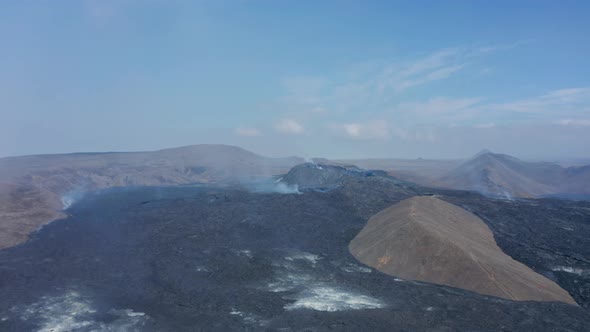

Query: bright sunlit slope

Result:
[349,196,577,305]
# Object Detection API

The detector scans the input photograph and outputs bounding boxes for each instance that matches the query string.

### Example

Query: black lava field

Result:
[1,175,590,331]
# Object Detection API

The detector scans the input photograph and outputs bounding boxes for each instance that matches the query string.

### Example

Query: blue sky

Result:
[1,0,589,159]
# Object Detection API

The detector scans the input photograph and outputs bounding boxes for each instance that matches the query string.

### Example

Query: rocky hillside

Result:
[0,145,302,249]
[280,163,390,191]
[439,151,590,198]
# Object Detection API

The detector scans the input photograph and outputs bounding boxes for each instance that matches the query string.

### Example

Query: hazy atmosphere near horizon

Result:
[2,0,590,159]
[2,2,590,331]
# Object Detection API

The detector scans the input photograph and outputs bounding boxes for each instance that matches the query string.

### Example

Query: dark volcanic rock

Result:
[440,193,590,309]
[281,163,391,191]
[0,184,589,331]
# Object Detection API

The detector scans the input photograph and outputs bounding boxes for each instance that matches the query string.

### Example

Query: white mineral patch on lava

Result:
[552,266,586,276]
[284,286,384,312]
[340,263,372,273]
[229,308,268,326]
[10,290,149,331]
[236,249,253,258]
[195,266,210,272]
[266,253,385,311]
[284,252,322,265]
[267,272,314,293]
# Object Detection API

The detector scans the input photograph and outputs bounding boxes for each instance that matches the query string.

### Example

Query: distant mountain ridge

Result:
[1,144,589,250]
[0,144,304,249]
[439,151,590,199]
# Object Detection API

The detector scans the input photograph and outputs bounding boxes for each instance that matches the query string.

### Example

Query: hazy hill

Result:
[0,144,303,249]
[335,158,461,186]
[349,196,577,305]
[560,165,590,197]
[439,151,590,198]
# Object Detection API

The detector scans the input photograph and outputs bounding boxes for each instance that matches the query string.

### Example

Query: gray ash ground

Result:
[1,169,590,331]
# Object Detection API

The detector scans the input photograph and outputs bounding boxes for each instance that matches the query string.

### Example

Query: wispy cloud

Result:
[493,87,590,114]
[234,126,262,137]
[376,47,470,93]
[329,120,438,142]
[476,39,534,53]
[397,97,482,116]
[273,42,587,139]
[556,119,590,127]
[473,123,496,129]
[393,64,465,91]
[278,43,516,117]
[274,119,304,134]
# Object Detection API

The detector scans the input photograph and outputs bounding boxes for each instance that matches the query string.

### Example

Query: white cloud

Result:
[234,126,262,137]
[391,87,590,128]
[330,120,437,142]
[278,44,514,118]
[556,119,590,127]
[494,87,590,113]
[393,127,438,142]
[309,106,329,114]
[392,48,460,79]
[276,43,562,132]
[274,119,304,134]
[398,97,482,116]
[392,63,465,92]
[330,120,390,140]
[477,39,534,53]
[341,123,362,137]
[376,47,476,93]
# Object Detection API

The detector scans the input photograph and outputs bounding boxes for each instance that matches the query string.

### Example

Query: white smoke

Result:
[60,196,75,210]
[60,190,85,210]
[271,182,300,194]
[499,188,513,201]
[304,157,323,170]
[241,178,300,194]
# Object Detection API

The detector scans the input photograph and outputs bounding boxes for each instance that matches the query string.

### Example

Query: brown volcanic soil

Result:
[349,196,577,305]
[0,182,64,249]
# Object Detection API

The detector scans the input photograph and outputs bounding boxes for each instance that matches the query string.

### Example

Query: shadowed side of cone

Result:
[349,196,577,305]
